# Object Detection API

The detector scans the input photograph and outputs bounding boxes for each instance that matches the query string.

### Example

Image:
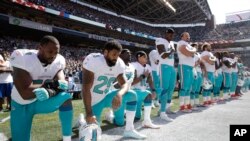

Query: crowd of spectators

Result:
[26,0,250,42]
[203,21,250,41]
[0,36,103,77]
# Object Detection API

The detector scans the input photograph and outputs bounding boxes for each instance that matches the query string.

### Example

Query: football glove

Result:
[33,88,49,101]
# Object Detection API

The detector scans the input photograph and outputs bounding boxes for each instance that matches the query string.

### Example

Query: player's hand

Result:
[112,93,122,110]
[43,80,68,91]
[151,92,157,100]
[155,60,159,65]
[33,88,49,101]
[57,80,68,91]
[143,70,150,78]
[161,52,168,59]
[86,115,97,124]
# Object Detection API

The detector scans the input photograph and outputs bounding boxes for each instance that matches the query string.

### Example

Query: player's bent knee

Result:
[59,99,72,111]
[124,90,137,101]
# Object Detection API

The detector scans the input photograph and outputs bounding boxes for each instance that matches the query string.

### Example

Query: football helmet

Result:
[202,78,213,90]
[79,123,102,141]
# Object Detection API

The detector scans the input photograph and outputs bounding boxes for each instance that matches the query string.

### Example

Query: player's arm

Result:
[117,73,129,96]
[199,61,207,77]
[178,45,195,57]
[223,59,231,68]
[132,70,149,85]
[12,67,41,100]
[82,67,96,123]
[112,73,129,110]
[0,66,12,73]
[157,45,173,59]
[215,60,221,70]
[0,59,5,67]
[201,55,214,65]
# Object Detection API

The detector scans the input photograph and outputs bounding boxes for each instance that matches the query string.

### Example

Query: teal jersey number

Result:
[140,78,147,87]
[93,76,116,94]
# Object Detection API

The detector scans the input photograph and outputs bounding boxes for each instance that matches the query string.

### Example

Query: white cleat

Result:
[123,130,147,139]
[160,113,173,122]
[105,110,114,124]
[191,106,200,111]
[142,120,161,129]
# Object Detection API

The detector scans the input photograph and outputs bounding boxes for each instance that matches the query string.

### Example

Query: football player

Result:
[10,36,72,141]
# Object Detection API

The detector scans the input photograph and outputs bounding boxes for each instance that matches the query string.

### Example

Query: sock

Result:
[59,105,73,137]
[184,96,190,105]
[166,104,170,111]
[208,96,211,101]
[63,136,71,141]
[144,106,152,122]
[190,99,194,106]
[179,96,184,107]
[203,96,207,104]
[223,92,228,99]
[125,110,135,131]
[195,98,199,105]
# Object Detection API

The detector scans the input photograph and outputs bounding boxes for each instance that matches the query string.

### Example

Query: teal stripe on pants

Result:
[133,89,151,119]
[92,89,137,126]
[223,72,231,94]
[230,72,238,94]
[214,73,223,97]
[178,64,194,97]
[160,64,176,112]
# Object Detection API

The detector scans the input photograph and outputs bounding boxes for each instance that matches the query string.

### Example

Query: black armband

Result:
[45,88,58,97]
[42,80,59,91]
[140,74,146,79]
[151,88,156,92]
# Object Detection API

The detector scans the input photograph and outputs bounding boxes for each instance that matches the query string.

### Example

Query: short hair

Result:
[181,32,189,38]
[121,49,130,54]
[135,51,147,60]
[166,28,175,34]
[104,40,122,52]
[201,43,210,51]
[191,43,198,47]
[40,35,59,46]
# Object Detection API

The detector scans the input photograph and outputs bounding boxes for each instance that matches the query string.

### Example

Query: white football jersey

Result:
[131,62,152,90]
[201,51,215,73]
[124,63,135,88]
[231,57,238,73]
[177,40,195,67]
[222,57,232,73]
[155,38,175,66]
[10,49,66,105]
[83,53,125,106]
[148,50,159,72]
[215,60,222,74]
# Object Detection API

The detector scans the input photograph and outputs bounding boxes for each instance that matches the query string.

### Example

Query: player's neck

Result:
[138,62,145,67]
[124,61,129,66]
[37,54,49,67]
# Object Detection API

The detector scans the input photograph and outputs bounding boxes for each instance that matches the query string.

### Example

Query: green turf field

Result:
[0,92,203,141]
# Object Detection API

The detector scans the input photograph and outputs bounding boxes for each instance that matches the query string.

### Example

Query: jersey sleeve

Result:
[149,51,159,62]
[155,38,165,46]
[60,55,66,70]
[146,64,152,73]
[116,58,126,76]
[82,54,96,73]
[10,50,27,71]
[200,51,209,57]
[0,55,3,61]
